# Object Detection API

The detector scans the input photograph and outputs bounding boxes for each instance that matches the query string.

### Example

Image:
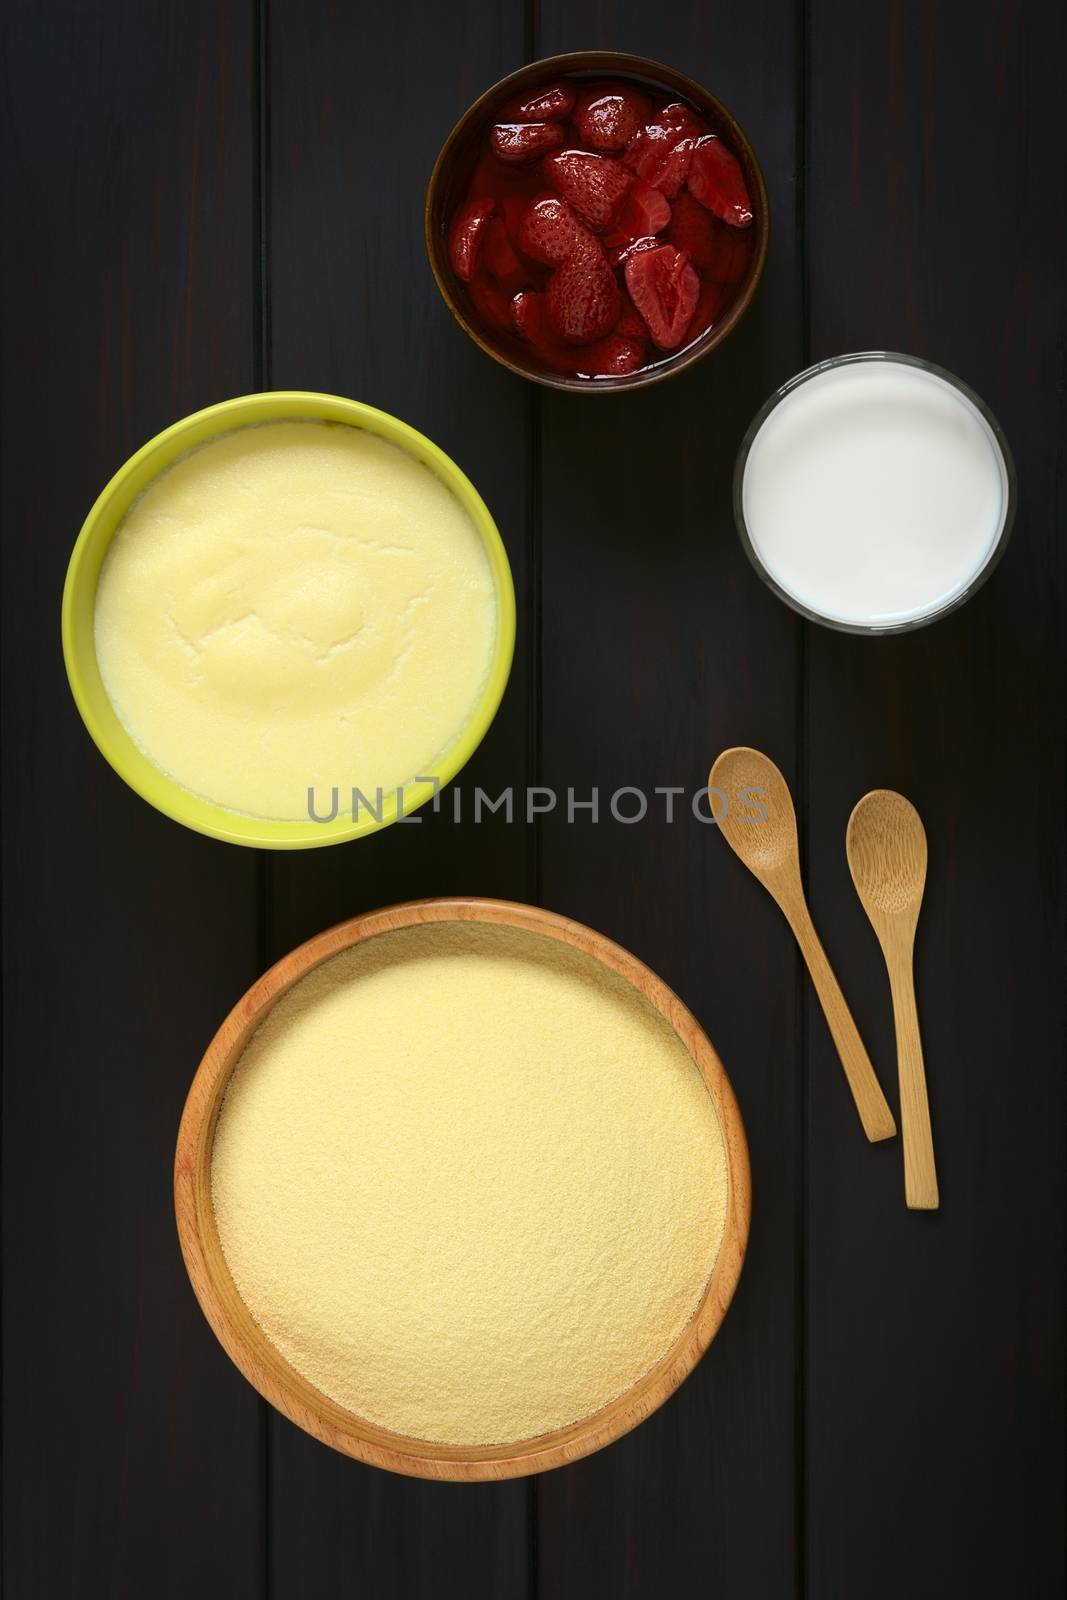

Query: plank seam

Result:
[253,1,274,1596]
[795,0,811,1592]
[524,13,542,1600]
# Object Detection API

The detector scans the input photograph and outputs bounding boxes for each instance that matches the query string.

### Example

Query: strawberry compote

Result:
[446,76,756,381]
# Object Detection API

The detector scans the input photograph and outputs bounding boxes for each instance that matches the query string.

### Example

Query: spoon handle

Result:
[887,949,939,1209]
[786,900,897,1142]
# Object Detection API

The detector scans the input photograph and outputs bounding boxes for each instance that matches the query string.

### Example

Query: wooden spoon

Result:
[709,748,896,1143]
[846,790,939,1209]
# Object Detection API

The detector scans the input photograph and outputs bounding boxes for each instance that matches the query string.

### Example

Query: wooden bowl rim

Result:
[424,50,770,394]
[174,896,751,1480]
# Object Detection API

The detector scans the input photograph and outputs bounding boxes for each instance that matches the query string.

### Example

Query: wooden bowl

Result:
[425,52,769,394]
[174,897,750,1480]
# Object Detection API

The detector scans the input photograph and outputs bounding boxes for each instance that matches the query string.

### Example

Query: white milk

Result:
[740,358,1009,628]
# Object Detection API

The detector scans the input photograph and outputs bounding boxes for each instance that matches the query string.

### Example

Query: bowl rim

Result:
[733,351,1018,634]
[425,49,770,394]
[61,391,516,848]
[174,895,752,1481]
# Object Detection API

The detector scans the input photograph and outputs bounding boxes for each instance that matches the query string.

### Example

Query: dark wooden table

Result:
[3,2,1064,1595]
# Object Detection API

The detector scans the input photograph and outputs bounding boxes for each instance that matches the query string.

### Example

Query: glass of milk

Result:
[735,352,1016,633]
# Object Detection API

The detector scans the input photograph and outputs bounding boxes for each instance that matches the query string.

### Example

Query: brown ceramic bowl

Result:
[425,51,769,393]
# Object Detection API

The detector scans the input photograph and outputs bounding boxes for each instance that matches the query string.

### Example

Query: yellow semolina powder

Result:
[211,923,729,1447]
[94,421,496,821]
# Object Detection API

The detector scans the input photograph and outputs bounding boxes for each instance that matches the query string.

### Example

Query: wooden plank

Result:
[533,5,805,1596]
[0,3,263,1596]
[803,2,1067,1594]
[263,2,533,1593]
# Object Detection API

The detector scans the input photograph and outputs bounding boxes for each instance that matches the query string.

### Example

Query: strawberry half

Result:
[511,289,544,340]
[501,83,576,123]
[684,275,726,342]
[623,103,704,195]
[511,290,579,371]
[469,277,516,334]
[623,124,694,197]
[604,178,671,250]
[500,195,531,247]
[483,215,525,286]
[516,194,597,265]
[614,292,648,340]
[624,243,700,349]
[653,102,708,141]
[448,199,495,282]
[491,121,566,164]
[546,251,621,343]
[688,136,753,227]
[572,83,653,151]
[543,149,632,228]
[667,190,721,272]
[578,334,646,377]
[711,223,752,285]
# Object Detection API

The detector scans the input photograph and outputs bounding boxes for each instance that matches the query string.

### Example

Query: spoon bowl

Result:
[711,745,800,881]
[847,791,938,1209]
[847,789,927,922]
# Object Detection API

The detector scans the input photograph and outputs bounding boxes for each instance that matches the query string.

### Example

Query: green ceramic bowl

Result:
[62,392,516,848]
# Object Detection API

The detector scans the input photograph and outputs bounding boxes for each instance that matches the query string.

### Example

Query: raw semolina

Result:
[211,922,729,1446]
[94,421,496,820]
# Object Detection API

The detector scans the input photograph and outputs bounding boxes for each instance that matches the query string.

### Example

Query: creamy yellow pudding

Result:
[94,421,497,820]
[211,923,728,1447]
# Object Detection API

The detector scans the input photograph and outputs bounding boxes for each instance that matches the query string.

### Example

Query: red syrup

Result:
[447,77,756,381]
